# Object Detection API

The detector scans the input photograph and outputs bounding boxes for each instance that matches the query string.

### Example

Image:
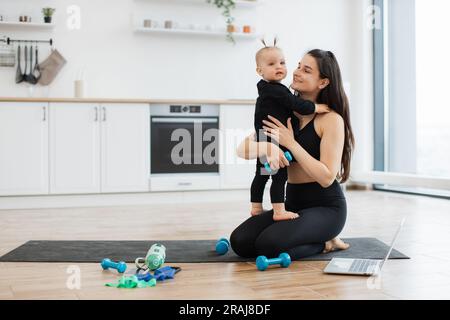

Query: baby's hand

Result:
[315,104,331,114]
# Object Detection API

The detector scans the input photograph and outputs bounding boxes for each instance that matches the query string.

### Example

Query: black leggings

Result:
[250,160,287,203]
[231,180,347,260]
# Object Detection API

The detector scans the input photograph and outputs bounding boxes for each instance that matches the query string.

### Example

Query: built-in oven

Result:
[149,104,220,191]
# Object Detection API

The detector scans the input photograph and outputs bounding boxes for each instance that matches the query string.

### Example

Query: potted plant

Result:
[206,0,236,43]
[42,8,55,23]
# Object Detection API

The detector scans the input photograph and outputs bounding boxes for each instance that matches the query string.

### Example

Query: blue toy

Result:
[154,266,181,281]
[264,151,293,173]
[101,258,127,273]
[135,272,154,282]
[256,253,291,271]
[215,238,230,255]
[134,266,181,282]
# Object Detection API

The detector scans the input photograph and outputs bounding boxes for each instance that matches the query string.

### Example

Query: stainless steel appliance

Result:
[149,104,220,191]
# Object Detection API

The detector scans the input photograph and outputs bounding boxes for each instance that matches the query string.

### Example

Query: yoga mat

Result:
[0,238,409,263]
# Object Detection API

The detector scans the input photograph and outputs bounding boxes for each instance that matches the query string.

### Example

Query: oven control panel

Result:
[169,105,201,113]
[151,104,219,117]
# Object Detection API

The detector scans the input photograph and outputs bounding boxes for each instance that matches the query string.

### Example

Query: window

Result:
[373,0,450,198]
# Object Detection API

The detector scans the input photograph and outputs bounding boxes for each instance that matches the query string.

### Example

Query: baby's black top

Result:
[254,79,315,139]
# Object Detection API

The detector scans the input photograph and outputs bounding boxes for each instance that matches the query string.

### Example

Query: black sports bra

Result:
[294,115,321,160]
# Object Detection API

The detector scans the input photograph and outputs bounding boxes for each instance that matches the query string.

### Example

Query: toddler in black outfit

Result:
[251,43,329,221]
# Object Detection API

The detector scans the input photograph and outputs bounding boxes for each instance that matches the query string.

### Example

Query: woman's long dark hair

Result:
[306,49,355,183]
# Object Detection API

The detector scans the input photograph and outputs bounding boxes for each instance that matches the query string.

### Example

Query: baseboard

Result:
[0,189,249,210]
[345,181,373,191]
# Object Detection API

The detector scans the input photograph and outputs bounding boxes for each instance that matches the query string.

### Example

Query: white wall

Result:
[0,0,374,172]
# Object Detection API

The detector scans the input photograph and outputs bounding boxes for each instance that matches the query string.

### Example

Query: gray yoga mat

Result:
[0,238,409,263]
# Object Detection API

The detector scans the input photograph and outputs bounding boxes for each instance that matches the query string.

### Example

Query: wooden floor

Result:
[1,189,450,300]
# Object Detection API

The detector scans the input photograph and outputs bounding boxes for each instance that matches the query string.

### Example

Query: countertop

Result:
[0,97,255,105]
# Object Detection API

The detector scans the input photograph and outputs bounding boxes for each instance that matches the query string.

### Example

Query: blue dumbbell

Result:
[215,238,230,255]
[256,252,291,271]
[264,151,293,173]
[101,258,127,273]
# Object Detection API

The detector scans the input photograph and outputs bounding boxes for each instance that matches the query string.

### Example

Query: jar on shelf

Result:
[243,25,252,33]
[227,24,237,33]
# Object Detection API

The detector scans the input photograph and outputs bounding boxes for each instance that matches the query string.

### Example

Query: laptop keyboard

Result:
[349,259,380,273]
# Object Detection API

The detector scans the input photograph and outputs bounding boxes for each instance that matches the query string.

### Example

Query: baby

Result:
[251,42,329,221]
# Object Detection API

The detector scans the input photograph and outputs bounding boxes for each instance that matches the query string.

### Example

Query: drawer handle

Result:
[178,182,192,186]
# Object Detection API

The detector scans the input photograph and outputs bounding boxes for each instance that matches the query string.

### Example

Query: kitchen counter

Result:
[0,97,255,105]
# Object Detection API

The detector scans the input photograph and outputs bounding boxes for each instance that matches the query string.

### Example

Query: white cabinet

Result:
[219,104,255,189]
[50,103,149,194]
[0,102,49,196]
[100,104,149,193]
[50,103,101,194]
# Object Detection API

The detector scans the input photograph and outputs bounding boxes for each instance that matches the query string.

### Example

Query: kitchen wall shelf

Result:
[138,0,262,8]
[135,27,260,40]
[0,21,55,29]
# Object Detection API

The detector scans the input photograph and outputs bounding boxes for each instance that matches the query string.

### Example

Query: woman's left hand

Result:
[262,115,296,149]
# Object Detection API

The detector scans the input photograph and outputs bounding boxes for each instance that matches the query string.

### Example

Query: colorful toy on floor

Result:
[135,272,153,282]
[264,151,293,173]
[135,266,182,282]
[101,258,127,273]
[215,238,230,255]
[105,275,156,289]
[256,252,291,271]
[135,243,166,271]
[153,266,181,281]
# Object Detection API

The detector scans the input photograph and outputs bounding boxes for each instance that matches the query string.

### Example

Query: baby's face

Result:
[257,49,287,82]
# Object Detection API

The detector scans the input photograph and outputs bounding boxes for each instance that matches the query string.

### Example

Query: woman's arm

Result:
[236,132,259,160]
[263,113,344,188]
[236,132,290,170]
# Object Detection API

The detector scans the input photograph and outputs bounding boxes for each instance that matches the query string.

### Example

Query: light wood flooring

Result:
[1,189,450,300]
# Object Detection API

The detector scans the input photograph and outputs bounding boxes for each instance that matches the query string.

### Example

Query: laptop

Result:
[323,217,406,276]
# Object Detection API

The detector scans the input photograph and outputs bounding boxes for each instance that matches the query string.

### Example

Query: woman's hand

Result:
[263,142,291,171]
[262,115,297,149]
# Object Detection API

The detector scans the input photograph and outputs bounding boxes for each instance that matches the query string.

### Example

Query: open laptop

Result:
[323,217,406,276]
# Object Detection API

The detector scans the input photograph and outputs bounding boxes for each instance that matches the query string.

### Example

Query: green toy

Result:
[105,275,156,289]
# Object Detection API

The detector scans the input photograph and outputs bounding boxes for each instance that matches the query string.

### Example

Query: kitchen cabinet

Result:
[100,104,149,193]
[0,99,254,198]
[0,102,49,195]
[50,103,149,194]
[49,103,101,194]
[219,104,255,189]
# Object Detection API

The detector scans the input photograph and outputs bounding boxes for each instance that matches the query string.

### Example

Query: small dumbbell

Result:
[215,238,230,255]
[264,151,293,173]
[256,252,291,271]
[101,258,127,273]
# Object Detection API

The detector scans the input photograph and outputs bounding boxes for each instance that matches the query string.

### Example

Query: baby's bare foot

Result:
[250,208,264,216]
[323,237,350,253]
[273,210,299,221]
[250,203,264,216]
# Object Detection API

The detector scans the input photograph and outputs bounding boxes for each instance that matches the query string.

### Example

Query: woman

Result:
[230,49,355,259]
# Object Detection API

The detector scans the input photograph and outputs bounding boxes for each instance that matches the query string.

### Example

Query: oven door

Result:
[151,117,219,174]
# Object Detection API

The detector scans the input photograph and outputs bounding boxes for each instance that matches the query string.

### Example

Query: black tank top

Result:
[294,115,321,160]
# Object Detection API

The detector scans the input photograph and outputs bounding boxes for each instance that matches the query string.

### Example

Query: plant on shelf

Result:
[206,0,236,43]
[42,8,55,23]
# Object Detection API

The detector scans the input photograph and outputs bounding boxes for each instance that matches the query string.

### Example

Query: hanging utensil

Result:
[27,45,38,84]
[23,44,30,83]
[32,43,41,82]
[15,45,24,83]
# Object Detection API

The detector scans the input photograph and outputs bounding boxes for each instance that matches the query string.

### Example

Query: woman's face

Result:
[291,54,326,96]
